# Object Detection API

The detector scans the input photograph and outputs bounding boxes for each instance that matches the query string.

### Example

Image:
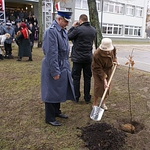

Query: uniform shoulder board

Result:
[50,25,55,29]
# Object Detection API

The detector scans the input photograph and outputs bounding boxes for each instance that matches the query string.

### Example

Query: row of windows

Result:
[102,24,141,36]
[75,0,143,17]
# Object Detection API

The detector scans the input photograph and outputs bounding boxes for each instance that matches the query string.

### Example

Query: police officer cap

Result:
[57,11,72,22]
[6,22,12,26]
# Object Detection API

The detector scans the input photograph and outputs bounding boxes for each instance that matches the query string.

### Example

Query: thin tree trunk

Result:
[39,0,102,48]
[87,0,103,48]
[38,0,43,47]
[53,0,56,20]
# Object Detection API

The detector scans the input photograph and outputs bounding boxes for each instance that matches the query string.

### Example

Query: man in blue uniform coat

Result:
[41,11,76,126]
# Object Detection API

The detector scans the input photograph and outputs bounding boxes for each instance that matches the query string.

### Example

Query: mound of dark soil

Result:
[80,122,127,150]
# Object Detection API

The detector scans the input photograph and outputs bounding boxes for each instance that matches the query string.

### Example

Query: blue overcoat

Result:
[41,20,76,103]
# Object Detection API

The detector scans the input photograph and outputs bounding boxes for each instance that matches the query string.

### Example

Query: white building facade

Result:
[3,0,149,39]
[73,0,148,39]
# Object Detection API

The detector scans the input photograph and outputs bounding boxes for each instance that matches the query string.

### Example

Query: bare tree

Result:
[87,0,103,48]
[38,0,43,47]
[38,0,102,48]
[55,0,103,48]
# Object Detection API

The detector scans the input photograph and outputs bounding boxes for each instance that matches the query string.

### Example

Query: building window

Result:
[109,2,114,13]
[126,5,134,16]
[61,8,72,11]
[108,26,113,34]
[113,24,122,34]
[104,2,109,12]
[129,28,133,35]
[115,5,119,13]
[96,0,101,11]
[75,0,81,8]
[135,7,143,17]
[82,0,88,9]
[124,26,141,36]
[115,3,124,14]
[102,24,123,35]
[75,0,88,9]
[103,1,124,14]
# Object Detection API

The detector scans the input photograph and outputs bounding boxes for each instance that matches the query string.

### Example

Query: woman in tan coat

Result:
[92,38,117,110]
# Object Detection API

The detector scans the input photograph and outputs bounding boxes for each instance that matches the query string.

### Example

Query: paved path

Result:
[116,45,150,72]
[71,44,150,72]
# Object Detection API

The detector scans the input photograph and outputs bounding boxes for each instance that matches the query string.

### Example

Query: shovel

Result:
[90,64,117,121]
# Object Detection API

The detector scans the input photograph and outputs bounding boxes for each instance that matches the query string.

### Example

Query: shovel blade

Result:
[90,106,104,121]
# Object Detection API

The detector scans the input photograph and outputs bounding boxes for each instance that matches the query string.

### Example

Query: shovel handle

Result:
[99,64,117,107]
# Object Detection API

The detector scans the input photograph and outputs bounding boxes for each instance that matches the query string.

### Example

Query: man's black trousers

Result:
[72,62,92,102]
[45,102,61,122]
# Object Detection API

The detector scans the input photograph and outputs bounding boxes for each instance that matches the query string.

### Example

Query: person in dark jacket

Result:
[15,22,32,61]
[68,14,97,104]
[41,11,76,126]
[28,23,35,53]
[33,22,39,41]
[14,21,21,35]
[3,23,15,59]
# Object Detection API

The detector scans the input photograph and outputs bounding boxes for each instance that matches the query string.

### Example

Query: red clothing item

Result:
[21,28,29,39]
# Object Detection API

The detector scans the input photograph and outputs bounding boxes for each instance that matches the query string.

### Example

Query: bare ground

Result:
[80,66,150,150]
[0,44,150,150]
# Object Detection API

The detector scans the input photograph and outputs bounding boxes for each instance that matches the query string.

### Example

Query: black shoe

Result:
[0,54,3,60]
[17,59,21,61]
[85,101,92,104]
[56,114,68,119]
[28,57,33,61]
[4,55,9,59]
[27,59,33,61]
[46,121,61,126]
[8,55,14,59]
[76,99,79,103]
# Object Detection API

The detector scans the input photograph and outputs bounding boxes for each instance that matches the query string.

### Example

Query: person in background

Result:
[41,11,76,126]
[10,13,16,23]
[0,33,10,60]
[0,23,4,60]
[19,10,24,21]
[33,22,39,41]
[92,38,118,110]
[24,10,29,20]
[145,27,150,39]
[32,15,38,25]
[24,19,29,27]
[3,22,15,59]
[14,21,21,35]
[15,22,32,61]
[27,15,34,25]
[68,14,97,104]
[28,22,35,53]
[15,16,21,25]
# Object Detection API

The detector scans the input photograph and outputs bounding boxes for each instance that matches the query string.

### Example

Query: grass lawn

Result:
[0,43,150,150]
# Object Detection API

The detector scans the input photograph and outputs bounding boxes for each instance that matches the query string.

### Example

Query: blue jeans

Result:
[72,62,92,102]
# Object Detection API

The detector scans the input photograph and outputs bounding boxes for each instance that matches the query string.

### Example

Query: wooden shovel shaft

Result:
[99,64,117,107]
